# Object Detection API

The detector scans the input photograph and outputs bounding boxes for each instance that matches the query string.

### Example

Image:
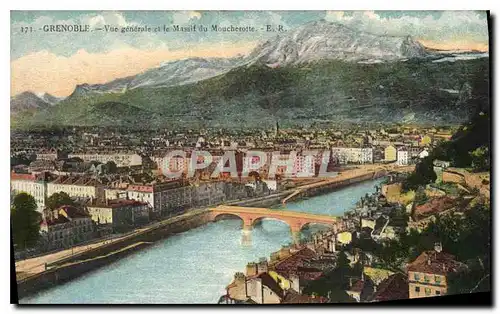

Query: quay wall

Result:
[17,242,151,300]
[17,210,213,300]
[17,193,290,300]
[17,173,384,300]
[300,171,385,199]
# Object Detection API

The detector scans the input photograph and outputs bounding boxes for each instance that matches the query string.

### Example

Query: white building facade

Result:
[331,147,374,164]
[397,149,410,166]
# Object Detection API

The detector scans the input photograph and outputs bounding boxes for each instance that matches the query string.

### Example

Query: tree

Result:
[105,161,118,173]
[11,193,42,249]
[402,157,436,191]
[10,153,33,168]
[336,251,351,269]
[46,191,75,210]
[413,188,428,206]
[469,146,490,172]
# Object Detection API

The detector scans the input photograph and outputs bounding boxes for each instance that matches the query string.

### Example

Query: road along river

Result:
[20,178,385,304]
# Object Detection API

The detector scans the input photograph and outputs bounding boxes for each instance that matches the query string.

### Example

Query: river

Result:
[20,178,385,304]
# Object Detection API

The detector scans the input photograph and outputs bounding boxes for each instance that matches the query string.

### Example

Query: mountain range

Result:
[11,20,490,130]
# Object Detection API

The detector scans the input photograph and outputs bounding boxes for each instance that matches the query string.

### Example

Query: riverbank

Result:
[16,171,387,301]
[16,190,297,299]
[16,208,214,299]
[19,177,385,304]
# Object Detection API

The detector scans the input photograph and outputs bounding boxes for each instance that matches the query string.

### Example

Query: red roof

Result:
[296,267,323,281]
[407,250,465,275]
[414,196,455,219]
[59,205,91,219]
[274,248,318,279]
[371,273,409,302]
[127,185,154,192]
[42,215,70,226]
[11,173,35,181]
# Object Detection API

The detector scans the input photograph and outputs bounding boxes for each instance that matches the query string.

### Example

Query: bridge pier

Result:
[290,223,303,245]
[241,220,253,246]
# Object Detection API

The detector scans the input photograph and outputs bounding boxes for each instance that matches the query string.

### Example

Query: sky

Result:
[11,10,489,97]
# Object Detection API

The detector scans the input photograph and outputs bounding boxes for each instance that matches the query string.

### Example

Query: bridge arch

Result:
[212,213,244,225]
[251,216,290,228]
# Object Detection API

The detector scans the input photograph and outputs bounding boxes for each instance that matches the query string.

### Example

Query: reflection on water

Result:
[20,178,384,304]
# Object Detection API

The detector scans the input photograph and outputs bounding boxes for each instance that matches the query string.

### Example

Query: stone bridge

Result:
[209,205,341,244]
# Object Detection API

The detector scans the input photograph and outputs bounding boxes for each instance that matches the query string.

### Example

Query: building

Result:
[331,147,373,165]
[36,148,59,161]
[396,148,409,166]
[11,172,50,211]
[47,176,105,201]
[158,155,187,176]
[282,290,328,303]
[419,149,430,159]
[370,273,409,302]
[87,199,150,233]
[293,154,315,177]
[246,272,284,304]
[407,244,466,299]
[40,205,95,250]
[67,152,142,168]
[346,278,374,302]
[420,135,432,147]
[384,145,397,162]
[29,160,56,173]
[105,180,228,217]
[192,181,226,207]
[226,271,284,304]
[106,180,188,217]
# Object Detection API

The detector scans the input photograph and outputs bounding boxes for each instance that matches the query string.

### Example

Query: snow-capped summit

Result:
[67,20,433,97]
[36,92,65,105]
[248,20,429,65]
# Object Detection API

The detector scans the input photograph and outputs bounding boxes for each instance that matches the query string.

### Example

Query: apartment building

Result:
[331,147,373,165]
[68,152,142,167]
[87,199,150,233]
[11,172,50,211]
[407,245,465,299]
[40,205,95,250]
